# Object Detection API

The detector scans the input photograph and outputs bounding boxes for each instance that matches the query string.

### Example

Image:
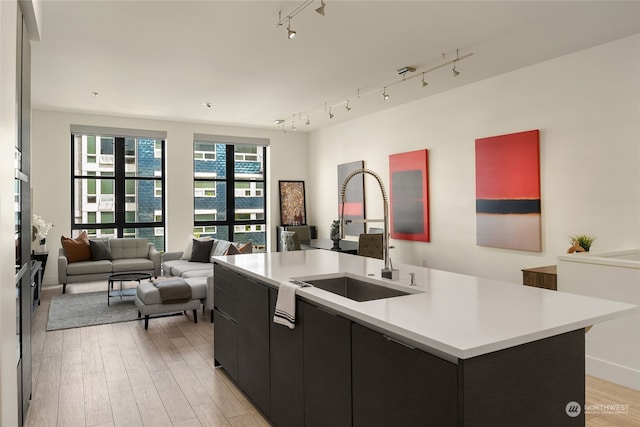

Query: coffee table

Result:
[107,272,152,305]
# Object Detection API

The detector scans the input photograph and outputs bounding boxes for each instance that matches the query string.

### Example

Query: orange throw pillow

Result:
[60,231,91,263]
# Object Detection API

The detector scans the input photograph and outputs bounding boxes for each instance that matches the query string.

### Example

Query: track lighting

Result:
[452,49,461,77]
[277,0,325,38]
[287,18,296,39]
[279,49,473,128]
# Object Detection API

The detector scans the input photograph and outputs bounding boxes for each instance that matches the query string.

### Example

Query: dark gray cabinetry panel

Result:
[303,301,352,427]
[214,265,270,416]
[269,289,304,427]
[235,270,270,416]
[352,323,458,427]
[212,309,238,380]
[459,329,585,427]
[213,264,238,380]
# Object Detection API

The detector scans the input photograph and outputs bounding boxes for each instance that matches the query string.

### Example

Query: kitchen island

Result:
[212,250,636,427]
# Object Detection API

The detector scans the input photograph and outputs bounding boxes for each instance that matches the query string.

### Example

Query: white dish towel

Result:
[273,281,301,329]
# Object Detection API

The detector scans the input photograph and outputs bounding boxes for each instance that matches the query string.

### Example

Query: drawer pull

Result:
[383,334,415,350]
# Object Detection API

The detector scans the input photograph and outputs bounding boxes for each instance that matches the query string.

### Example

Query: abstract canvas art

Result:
[337,160,365,236]
[279,181,306,226]
[389,149,430,242]
[475,130,541,251]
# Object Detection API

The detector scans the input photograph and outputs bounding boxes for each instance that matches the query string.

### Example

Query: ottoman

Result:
[135,278,205,329]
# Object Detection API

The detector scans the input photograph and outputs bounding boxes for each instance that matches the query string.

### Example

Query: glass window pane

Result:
[234,145,263,180]
[194,141,225,178]
[101,212,114,223]
[87,136,96,153]
[100,179,114,194]
[195,182,226,221]
[124,178,159,222]
[100,137,114,155]
[74,178,115,224]
[125,138,162,178]
[74,134,114,176]
[194,225,228,241]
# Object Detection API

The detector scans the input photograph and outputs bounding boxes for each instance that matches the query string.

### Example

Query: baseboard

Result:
[586,355,640,391]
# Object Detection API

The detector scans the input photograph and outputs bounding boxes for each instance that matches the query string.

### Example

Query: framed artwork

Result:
[279,181,306,226]
[389,149,430,242]
[337,160,365,236]
[475,129,541,251]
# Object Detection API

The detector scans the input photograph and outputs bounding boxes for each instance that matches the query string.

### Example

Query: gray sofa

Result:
[58,237,161,293]
[161,238,252,321]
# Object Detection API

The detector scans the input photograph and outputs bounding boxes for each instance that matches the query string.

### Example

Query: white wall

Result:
[308,35,640,285]
[31,111,309,285]
[0,2,19,424]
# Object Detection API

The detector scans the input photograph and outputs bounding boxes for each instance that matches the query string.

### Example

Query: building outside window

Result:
[71,126,166,250]
[194,135,267,250]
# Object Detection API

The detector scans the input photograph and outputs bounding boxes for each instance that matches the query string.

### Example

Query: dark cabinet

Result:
[213,264,238,380]
[303,301,352,427]
[351,323,458,427]
[269,289,304,427]
[212,309,238,380]
[213,264,270,416]
[236,273,270,415]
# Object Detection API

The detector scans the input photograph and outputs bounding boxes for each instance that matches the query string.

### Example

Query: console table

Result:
[521,265,557,291]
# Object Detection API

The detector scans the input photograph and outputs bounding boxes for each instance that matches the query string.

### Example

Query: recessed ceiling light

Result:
[274,119,285,125]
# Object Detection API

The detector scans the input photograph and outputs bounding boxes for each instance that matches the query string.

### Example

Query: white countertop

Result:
[213,250,636,361]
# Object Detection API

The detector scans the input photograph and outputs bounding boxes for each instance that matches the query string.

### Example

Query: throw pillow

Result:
[211,240,232,256]
[189,238,214,263]
[60,231,91,263]
[181,235,212,260]
[89,239,112,261]
[227,241,253,255]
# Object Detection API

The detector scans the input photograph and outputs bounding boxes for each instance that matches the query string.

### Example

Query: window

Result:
[193,136,267,247]
[71,127,166,250]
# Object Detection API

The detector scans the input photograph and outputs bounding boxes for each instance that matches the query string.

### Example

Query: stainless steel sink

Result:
[299,275,412,302]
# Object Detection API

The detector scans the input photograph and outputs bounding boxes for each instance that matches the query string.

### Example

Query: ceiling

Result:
[31,1,640,132]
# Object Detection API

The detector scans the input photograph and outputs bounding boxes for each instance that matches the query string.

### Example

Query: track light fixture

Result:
[452,49,461,77]
[278,49,473,129]
[277,1,325,38]
[287,18,296,39]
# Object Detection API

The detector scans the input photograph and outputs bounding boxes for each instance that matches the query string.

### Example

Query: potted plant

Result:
[567,234,596,253]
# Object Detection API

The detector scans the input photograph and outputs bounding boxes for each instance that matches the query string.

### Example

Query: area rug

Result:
[46,291,139,331]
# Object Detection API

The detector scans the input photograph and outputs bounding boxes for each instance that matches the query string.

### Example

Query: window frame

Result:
[71,132,166,249]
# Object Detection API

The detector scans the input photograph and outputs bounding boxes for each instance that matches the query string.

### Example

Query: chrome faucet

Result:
[340,168,399,280]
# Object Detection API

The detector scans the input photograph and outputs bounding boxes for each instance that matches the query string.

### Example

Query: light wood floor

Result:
[26,283,639,427]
